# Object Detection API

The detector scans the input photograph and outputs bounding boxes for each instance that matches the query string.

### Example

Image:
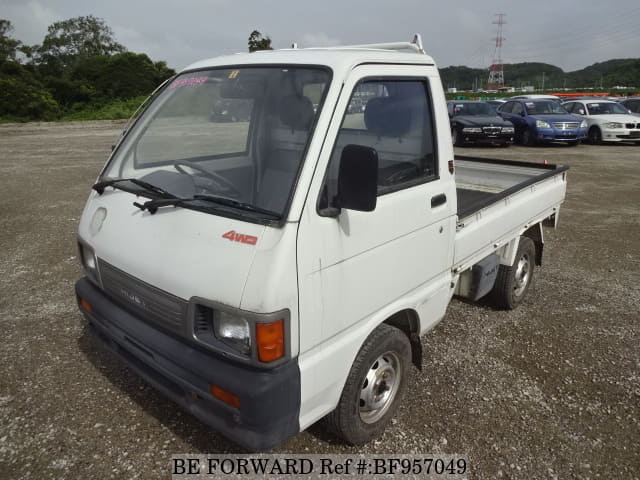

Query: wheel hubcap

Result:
[513,253,531,297]
[359,352,402,424]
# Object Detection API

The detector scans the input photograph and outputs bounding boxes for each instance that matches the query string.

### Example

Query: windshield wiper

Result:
[92,178,176,199]
[133,194,281,218]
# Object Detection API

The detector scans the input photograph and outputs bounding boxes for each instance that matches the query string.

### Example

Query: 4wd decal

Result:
[222,230,258,245]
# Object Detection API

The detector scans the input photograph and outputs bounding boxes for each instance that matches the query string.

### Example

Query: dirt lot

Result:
[1,121,638,479]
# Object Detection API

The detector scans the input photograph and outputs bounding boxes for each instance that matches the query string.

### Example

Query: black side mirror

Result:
[336,144,378,212]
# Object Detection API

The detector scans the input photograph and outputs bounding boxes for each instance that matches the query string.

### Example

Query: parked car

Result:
[563,99,640,144]
[497,99,587,146]
[619,98,640,118]
[447,100,514,146]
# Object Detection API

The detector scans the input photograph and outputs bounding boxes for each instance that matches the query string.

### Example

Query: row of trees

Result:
[0,16,175,121]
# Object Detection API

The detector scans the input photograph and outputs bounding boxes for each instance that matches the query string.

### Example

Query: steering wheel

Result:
[173,160,242,197]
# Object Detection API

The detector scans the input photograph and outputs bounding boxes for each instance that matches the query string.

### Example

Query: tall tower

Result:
[487,13,506,90]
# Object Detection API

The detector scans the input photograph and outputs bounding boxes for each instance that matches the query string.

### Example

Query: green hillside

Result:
[440,58,640,91]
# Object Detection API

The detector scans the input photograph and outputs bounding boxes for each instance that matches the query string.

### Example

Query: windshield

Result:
[102,66,331,221]
[452,102,496,116]
[585,102,630,115]
[524,101,568,115]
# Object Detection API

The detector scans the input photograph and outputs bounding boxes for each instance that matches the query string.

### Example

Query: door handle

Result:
[431,193,447,208]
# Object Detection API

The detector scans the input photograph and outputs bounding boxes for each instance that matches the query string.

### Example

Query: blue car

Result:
[497,99,588,146]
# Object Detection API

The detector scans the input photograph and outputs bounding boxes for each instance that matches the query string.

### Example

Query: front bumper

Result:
[75,278,300,452]
[602,128,640,142]
[460,131,514,144]
[536,127,587,142]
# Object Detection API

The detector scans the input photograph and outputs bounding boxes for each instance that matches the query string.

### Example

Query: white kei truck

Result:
[75,35,568,451]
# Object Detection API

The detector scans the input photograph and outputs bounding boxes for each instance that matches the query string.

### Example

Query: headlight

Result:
[462,127,482,133]
[536,120,551,129]
[580,120,588,128]
[501,126,514,133]
[214,311,251,355]
[604,122,623,129]
[78,241,100,284]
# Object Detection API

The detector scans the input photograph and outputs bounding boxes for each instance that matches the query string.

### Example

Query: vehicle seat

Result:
[257,95,315,213]
[364,97,413,137]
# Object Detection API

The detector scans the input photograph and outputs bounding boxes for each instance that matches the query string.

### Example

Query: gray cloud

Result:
[2,0,638,72]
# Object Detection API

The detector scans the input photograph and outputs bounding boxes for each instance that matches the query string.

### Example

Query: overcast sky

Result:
[2,0,639,72]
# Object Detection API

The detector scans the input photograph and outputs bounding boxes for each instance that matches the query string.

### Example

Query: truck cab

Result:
[76,37,567,450]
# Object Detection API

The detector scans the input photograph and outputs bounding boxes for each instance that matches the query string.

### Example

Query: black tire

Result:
[490,236,536,310]
[325,324,411,445]
[588,126,602,145]
[521,128,536,146]
[452,128,463,147]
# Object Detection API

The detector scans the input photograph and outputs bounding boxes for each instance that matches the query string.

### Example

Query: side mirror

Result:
[520,111,526,117]
[336,145,378,212]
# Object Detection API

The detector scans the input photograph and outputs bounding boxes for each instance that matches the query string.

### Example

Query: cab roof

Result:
[182,41,436,77]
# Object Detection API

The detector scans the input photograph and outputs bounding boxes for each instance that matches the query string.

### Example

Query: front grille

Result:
[625,123,640,129]
[482,127,501,135]
[98,259,188,335]
[553,122,579,130]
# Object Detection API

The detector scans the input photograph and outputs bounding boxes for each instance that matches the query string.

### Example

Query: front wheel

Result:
[490,236,536,310]
[325,324,411,445]
[521,128,536,146]
[588,126,602,145]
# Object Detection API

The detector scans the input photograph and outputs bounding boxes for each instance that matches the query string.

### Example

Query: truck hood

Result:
[78,190,265,308]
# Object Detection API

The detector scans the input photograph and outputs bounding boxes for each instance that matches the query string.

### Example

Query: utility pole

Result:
[541,72,545,92]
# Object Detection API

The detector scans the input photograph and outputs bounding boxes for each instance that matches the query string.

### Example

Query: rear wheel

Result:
[490,237,536,310]
[588,126,602,145]
[325,324,411,445]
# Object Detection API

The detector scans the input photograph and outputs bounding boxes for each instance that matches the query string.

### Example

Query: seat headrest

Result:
[364,97,412,137]
[279,95,314,130]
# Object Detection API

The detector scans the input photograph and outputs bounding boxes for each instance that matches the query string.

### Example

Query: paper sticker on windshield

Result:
[588,104,600,108]
[526,102,534,107]
[169,77,207,89]
[228,70,240,79]
[456,104,464,107]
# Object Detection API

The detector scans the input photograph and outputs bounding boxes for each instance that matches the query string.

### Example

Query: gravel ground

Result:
[0,121,638,479]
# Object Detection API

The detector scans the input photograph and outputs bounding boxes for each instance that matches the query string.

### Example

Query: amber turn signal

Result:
[79,298,92,313]
[210,384,240,408]
[256,319,284,362]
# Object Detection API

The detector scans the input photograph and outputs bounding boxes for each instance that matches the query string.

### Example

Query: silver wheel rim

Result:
[513,252,531,297]
[359,351,402,424]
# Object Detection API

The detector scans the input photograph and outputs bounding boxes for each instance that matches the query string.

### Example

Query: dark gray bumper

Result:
[75,278,300,451]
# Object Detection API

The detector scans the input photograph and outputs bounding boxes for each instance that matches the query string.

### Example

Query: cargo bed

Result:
[453,155,569,271]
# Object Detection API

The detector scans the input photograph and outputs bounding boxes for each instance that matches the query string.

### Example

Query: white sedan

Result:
[562,99,640,144]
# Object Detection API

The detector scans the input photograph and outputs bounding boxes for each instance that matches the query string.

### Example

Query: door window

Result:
[320,79,437,210]
[511,102,524,115]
